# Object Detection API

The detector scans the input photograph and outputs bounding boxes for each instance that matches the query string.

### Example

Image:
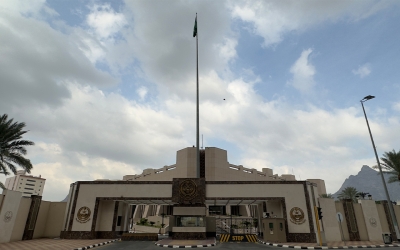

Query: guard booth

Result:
[262,218,287,243]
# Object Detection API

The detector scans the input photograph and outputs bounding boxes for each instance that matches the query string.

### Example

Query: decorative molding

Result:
[342,199,360,241]
[22,195,42,240]
[112,201,119,231]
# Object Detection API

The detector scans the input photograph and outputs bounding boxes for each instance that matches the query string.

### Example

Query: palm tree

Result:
[373,149,400,183]
[337,187,359,202]
[0,114,34,182]
[319,193,333,198]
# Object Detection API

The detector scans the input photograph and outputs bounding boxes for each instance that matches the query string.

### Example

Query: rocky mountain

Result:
[61,194,69,202]
[333,165,400,202]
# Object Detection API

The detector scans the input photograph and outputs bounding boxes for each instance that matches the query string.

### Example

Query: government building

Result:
[0,146,399,244]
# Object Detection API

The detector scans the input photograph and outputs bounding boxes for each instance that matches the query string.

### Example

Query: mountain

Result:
[61,194,69,202]
[333,165,400,202]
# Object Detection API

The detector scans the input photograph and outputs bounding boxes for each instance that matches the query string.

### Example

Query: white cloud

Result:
[231,1,395,47]
[137,86,148,100]
[2,0,400,203]
[0,10,116,110]
[393,102,400,112]
[86,4,127,40]
[287,49,316,94]
[352,64,371,78]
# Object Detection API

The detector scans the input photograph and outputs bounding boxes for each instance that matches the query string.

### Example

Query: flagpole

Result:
[195,13,200,178]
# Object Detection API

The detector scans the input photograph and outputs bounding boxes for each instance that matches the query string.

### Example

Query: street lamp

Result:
[360,95,400,240]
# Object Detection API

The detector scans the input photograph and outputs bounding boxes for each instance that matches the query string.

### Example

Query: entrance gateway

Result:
[60,147,321,243]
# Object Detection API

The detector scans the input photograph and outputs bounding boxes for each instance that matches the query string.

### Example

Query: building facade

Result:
[4,170,46,197]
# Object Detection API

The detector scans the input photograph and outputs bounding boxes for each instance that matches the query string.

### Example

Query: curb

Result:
[155,238,217,248]
[73,239,119,250]
[257,238,400,249]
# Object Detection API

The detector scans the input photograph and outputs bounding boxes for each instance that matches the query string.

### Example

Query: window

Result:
[209,206,226,215]
[27,179,36,182]
[176,216,204,227]
[26,183,34,186]
[23,192,33,194]
[25,188,34,190]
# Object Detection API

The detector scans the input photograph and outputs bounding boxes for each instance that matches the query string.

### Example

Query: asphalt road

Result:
[95,241,400,250]
[95,241,272,249]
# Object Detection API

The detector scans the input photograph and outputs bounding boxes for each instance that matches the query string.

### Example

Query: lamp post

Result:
[360,95,400,240]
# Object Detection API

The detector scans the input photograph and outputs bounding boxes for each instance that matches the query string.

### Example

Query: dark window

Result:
[25,188,34,190]
[26,183,35,186]
[117,216,122,226]
[27,179,36,182]
[209,206,226,215]
[231,206,240,216]
[23,192,33,194]
[166,205,173,215]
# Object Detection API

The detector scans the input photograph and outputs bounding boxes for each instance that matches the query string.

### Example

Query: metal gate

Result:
[216,217,258,242]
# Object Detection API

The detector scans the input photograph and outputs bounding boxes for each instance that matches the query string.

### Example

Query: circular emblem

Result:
[179,179,197,200]
[76,206,91,223]
[369,217,377,227]
[290,207,306,225]
[4,211,12,222]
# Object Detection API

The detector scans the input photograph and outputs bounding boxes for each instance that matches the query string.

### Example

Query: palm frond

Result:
[0,114,34,175]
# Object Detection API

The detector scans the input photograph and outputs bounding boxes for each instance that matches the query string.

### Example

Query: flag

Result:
[193,16,197,37]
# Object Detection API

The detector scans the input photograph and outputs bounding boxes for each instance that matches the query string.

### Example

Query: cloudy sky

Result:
[1,0,400,201]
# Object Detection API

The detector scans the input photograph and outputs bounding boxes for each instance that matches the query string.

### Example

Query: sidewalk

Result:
[0,238,118,250]
[257,238,400,249]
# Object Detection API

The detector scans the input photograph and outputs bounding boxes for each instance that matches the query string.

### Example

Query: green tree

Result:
[0,114,34,188]
[373,149,400,183]
[319,193,333,198]
[337,187,359,202]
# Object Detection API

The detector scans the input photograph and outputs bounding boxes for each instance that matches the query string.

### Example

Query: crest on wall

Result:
[289,207,306,225]
[76,206,91,223]
[180,179,197,200]
[172,178,205,204]
[4,211,12,223]
[369,217,377,227]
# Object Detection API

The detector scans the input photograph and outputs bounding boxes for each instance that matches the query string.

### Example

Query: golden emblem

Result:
[179,179,197,200]
[76,206,91,223]
[290,207,306,225]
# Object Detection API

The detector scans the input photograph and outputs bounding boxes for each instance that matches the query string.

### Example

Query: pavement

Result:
[257,238,400,249]
[0,238,118,250]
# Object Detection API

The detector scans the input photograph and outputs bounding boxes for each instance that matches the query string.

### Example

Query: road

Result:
[95,241,400,250]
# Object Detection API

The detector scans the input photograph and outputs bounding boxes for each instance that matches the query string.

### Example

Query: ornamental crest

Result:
[290,207,306,225]
[76,206,91,223]
[179,179,197,200]
[369,217,377,227]
[4,211,12,222]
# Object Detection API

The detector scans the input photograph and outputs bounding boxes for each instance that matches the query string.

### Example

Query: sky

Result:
[1,0,400,201]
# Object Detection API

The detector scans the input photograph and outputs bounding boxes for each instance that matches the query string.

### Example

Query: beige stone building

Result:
[4,170,46,197]
[0,146,399,244]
